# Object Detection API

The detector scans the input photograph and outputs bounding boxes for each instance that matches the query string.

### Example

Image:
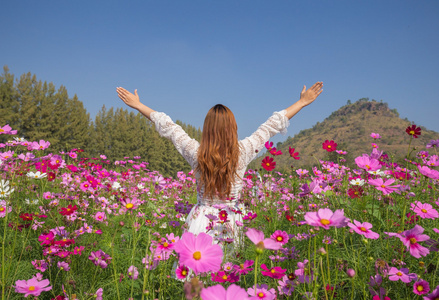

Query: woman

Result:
[116,82,323,247]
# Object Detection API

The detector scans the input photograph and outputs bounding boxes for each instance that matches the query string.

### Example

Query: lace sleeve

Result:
[150,112,199,168]
[239,110,289,166]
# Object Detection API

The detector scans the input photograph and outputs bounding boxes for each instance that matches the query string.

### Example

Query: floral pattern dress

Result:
[150,110,289,246]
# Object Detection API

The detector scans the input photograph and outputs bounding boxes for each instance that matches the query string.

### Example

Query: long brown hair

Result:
[196,104,240,200]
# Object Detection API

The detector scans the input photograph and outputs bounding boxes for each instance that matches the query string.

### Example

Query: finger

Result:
[134,89,138,97]
[302,85,306,93]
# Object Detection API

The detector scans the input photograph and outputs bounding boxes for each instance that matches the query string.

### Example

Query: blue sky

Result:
[1,1,438,145]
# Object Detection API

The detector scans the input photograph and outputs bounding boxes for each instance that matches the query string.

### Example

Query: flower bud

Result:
[347,269,356,278]
[318,247,327,256]
[362,239,368,245]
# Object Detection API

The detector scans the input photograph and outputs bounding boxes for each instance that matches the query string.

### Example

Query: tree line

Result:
[0,66,201,177]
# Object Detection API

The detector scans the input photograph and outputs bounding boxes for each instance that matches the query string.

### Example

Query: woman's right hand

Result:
[116,87,141,110]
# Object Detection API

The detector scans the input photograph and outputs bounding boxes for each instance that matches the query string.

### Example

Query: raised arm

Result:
[285,82,323,119]
[116,87,156,121]
[116,87,199,167]
[240,82,323,165]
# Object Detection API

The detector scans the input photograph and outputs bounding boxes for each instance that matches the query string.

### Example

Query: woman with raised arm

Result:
[116,83,323,247]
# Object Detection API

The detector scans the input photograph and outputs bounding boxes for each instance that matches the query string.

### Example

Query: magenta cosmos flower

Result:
[370,133,381,139]
[260,264,286,279]
[270,230,289,246]
[304,208,348,229]
[245,228,282,251]
[413,280,430,295]
[347,220,379,239]
[399,225,430,258]
[14,276,52,297]
[322,140,337,152]
[200,284,250,300]
[411,201,438,219]
[424,285,439,299]
[418,165,439,180]
[174,232,223,274]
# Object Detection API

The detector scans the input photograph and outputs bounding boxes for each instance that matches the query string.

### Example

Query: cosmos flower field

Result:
[1,123,439,300]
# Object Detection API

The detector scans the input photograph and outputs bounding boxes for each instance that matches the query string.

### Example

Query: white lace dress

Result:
[150,110,289,246]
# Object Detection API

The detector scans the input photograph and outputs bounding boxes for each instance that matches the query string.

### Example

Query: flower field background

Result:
[1,123,439,299]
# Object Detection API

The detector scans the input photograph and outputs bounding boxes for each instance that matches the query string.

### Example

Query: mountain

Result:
[249,98,439,172]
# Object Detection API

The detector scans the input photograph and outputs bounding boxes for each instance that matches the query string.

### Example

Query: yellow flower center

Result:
[327,145,331,148]
[417,285,424,292]
[0,208,4,212]
[276,236,283,242]
[163,242,169,248]
[258,292,264,297]
[240,264,244,269]
[360,227,367,232]
[266,163,270,166]
[366,165,370,169]
[421,209,427,213]
[0,129,3,132]
[410,238,417,244]
[320,219,330,225]
[28,286,35,291]
[126,203,134,209]
[193,251,201,260]
[181,270,187,276]
[271,269,275,273]
[222,275,228,280]
[409,130,415,135]
[397,272,402,276]
[381,185,386,188]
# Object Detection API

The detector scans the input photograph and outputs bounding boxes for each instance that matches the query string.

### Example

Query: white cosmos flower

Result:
[26,171,47,179]
[0,186,14,198]
[349,178,365,186]
[367,169,385,176]
[112,182,121,190]
[137,183,145,190]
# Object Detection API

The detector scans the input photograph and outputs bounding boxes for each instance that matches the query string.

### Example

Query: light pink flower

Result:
[410,201,438,219]
[388,267,417,283]
[200,284,250,300]
[247,284,276,300]
[368,178,400,195]
[304,208,348,229]
[418,165,439,180]
[347,220,379,239]
[174,232,223,274]
[355,155,381,171]
[245,228,282,250]
[14,276,52,297]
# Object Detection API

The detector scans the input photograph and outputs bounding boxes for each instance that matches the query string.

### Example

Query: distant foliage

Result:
[0,66,201,177]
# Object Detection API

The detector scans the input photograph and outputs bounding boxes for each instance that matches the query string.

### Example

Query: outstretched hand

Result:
[116,87,141,110]
[299,82,323,107]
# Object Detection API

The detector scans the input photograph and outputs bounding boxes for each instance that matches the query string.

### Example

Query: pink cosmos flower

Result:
[174,232,223,274]
[245,228,282,251]
[388,267,417,283]
[211,271,239,283]
[304,208,348,229]
[410,201,438,219]
[270,230,289,245]
[200,284,250,300]
[247,284,276,300]
[94,212,106,222]
[14,276,52,297]
[413,280,430,295]
[38,232,55,245]
[260,264,286,279]
[347,220,379,239]
[0,124,17,135]
[368,178,400,195]
[418,165,439,180]
[31,140,50,151]
[424,285,439,299]
[127,265,138,280]
[370,133,381,139]
[233,260,254,275]
[355,155,381,171]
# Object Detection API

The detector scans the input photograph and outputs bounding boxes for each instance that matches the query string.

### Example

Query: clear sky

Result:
[1,1,438,145]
